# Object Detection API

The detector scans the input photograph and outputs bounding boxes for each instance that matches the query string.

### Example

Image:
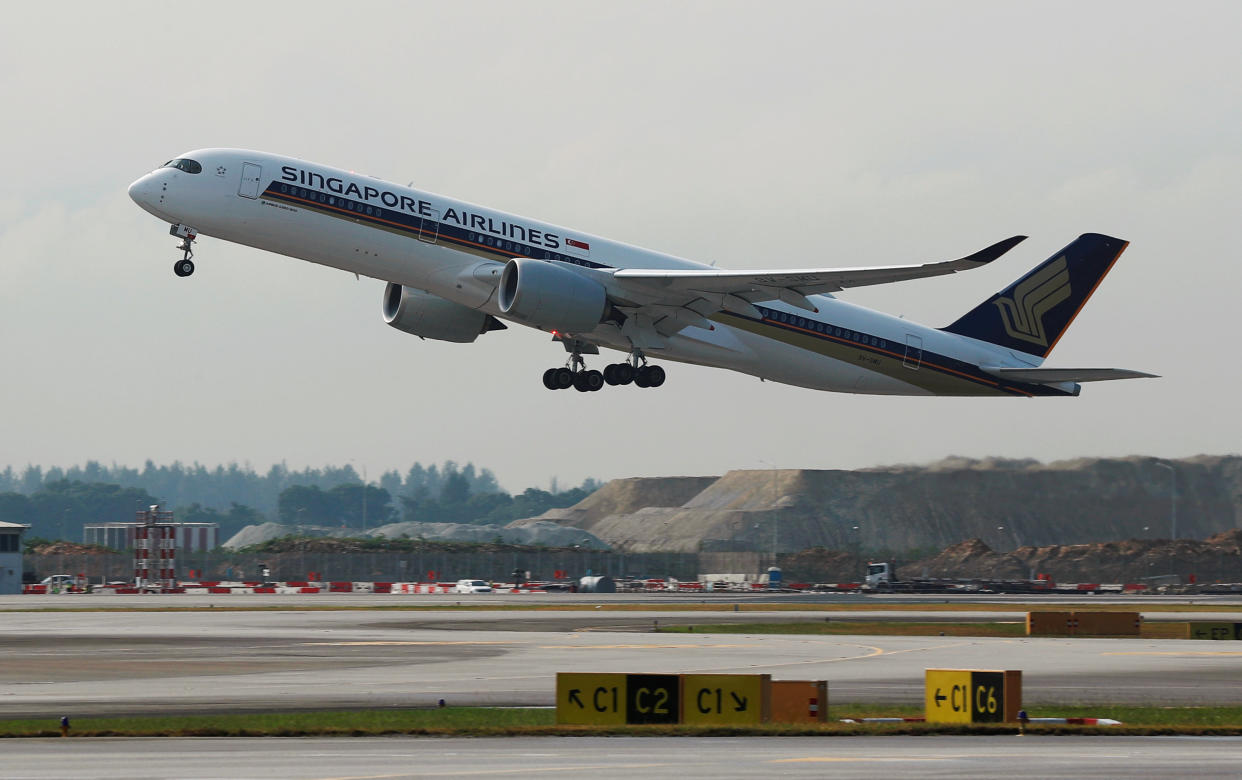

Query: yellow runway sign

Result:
[1188,622,1242,640]
[682,674,770,725]
[925,669,1019,724]
[556,673,627,725]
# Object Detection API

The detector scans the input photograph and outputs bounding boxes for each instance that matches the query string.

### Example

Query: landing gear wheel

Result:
[174,259,195,277]
[542,368,559,390]
[604,362,635,385]
[573,373,591,392]
[583,370,604,392]
[553,367,574,389]
[645,365,666,387]
[633,366,651,388]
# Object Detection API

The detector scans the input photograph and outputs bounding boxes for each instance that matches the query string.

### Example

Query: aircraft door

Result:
[419,208,440,244]
[238,163,262,199]
[903,334,923,369]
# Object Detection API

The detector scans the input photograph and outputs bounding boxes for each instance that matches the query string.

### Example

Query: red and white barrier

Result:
[1029,717,1122,726]
[389,582,451,594]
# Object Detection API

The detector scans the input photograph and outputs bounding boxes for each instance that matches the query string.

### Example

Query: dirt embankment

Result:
[519,456,1242,555]
[778,548,869,583]
[27,542,112,556]
[901,529,1242,583]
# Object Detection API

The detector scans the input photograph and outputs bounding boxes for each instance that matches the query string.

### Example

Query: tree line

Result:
[0,461,600,544]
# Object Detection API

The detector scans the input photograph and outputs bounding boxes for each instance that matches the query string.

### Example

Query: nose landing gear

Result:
[169,224,198,277]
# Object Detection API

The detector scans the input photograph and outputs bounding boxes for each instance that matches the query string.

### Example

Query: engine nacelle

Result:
[497,257,607,334]
[382,283,498,343]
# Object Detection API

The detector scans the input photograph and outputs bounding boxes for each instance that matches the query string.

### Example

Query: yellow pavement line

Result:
[1102,651,1242,656]
[539,643,759,649]
[774,757,957,763]
[319,763,682,778]
[300,641,518,646]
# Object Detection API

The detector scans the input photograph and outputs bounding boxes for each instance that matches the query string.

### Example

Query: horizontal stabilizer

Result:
[981,367,1159,383]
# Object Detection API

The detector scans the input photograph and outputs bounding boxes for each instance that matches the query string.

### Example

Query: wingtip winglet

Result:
[967,235,1028,266]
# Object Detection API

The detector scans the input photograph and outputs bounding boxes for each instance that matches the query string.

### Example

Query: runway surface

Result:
[5,735,1242,779]
[2,596,1241,717]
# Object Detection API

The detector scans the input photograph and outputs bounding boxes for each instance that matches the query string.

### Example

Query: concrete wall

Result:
[0,551,21,594]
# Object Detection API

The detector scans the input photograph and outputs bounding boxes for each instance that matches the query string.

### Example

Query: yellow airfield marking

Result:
[1103,651,1242,656]
[774,757,958,763]
[301,641,518,647]
[319,762,681,778]
[539,643,759,649]
[688,639,974,674]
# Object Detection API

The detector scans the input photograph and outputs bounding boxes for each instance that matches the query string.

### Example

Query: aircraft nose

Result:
[128,175,154,206]
[128,172,171,219]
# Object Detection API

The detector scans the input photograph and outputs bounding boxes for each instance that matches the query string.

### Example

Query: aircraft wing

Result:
[603,235,1027,343]
[982,367,1159,383]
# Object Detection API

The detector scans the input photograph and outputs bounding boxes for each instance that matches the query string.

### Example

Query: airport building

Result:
[0,520,29,594]
[84,521,219,553]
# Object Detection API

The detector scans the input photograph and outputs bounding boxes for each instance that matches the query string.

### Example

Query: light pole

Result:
[1154,462,1177,540]
[349,460,368,533]
[757,459,779,566]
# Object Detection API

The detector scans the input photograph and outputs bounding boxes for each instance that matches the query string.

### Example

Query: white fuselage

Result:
[128,148,1047,397]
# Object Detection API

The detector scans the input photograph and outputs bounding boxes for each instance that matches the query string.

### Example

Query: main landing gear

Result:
[169,224,198,277]
[541,347,666,392]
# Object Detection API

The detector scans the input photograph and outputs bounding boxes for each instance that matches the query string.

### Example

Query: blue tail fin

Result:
[941,233,1129,358]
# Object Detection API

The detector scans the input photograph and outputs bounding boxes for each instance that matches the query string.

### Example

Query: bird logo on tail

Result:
[994,256,1071,347]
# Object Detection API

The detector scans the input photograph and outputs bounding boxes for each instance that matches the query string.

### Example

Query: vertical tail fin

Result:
[941,233,1129,359]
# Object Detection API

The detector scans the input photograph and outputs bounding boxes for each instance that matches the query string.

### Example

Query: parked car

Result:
[40,574,80,593]
[454,579,493,594]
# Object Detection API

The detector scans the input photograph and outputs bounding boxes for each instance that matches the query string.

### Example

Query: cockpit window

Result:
[163,158,202,174]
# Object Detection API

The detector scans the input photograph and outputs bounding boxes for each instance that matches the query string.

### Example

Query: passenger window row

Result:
[758,305,888,350]
[274,182,612,270]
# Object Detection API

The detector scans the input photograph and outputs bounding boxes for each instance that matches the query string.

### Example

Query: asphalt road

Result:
[4,735,1242,779]
[2,603,1241,718]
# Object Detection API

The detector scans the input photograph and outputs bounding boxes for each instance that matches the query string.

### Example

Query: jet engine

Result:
[497,257,607,334]
[382,283,504,343]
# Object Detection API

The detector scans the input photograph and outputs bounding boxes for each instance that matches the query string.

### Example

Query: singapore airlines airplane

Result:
[129,149,1155,396]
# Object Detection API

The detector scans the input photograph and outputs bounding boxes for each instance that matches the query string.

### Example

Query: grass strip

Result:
[657,621,1028,637]
[4,705,1242,738]
[656,621,1191,639]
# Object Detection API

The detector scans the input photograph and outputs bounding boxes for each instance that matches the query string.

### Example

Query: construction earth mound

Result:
[900,530,1242,584]
[222,521,608,550]
[510,455,1242,554]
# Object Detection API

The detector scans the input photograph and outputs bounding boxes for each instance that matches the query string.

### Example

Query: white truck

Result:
[864,561,896,588]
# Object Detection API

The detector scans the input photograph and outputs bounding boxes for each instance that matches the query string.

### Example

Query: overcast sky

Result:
[1,1,1238,493]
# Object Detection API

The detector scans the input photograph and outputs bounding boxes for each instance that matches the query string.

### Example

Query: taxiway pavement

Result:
[2,601,1240,718]
[4,735,1242,779]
